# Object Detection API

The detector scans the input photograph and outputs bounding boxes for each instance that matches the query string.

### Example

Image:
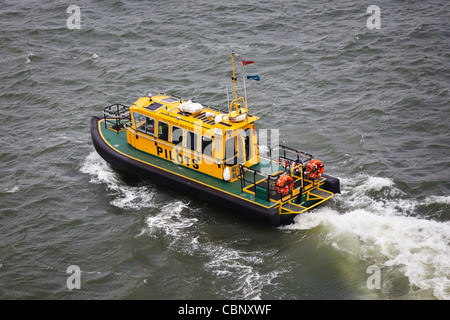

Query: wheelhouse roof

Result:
[129,93,259,132]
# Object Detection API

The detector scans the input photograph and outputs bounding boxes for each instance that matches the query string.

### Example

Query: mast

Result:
[228,50,249,122]
[231,50,238,103]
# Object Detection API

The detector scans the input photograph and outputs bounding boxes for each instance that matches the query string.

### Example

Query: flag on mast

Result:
[246,75,260,81]
[241,60,255,66]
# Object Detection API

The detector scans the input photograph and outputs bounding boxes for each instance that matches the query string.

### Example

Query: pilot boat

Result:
[90,51,340,226]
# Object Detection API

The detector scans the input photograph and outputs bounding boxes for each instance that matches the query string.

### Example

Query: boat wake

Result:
[137,201,286,300]
[80,151,156,209]
[81,150,285,299]
[282,174,450,300]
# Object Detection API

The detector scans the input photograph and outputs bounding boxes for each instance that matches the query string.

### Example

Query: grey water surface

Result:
[0,0,449,299]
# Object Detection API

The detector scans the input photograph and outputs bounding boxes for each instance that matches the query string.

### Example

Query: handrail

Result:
[290,163,304,190]
[238,163,304,204]
[238,152,329,215]
[271,145,313,164]
[103,103,130,118]
[228,97,247,118]
[238,164,278,202]
[103,104,131,133]
[279,190,332,215]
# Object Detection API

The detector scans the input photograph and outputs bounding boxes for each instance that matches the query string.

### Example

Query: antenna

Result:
[243,75,248,111]
[226,84,230,114]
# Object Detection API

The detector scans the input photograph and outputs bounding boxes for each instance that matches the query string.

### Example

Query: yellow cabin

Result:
[126,93,259,182]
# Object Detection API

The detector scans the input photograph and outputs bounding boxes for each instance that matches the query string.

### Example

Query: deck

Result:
[98,119,334,214]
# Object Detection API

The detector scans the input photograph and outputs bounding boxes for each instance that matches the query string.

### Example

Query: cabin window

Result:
[186,131,198,152]
[225,137,236,165]
[134,113,155,136]
[157,121,169,141]
[236,134,245,165]
[201,136,213,157]
[240,129,251,161]
[171,126,183,145]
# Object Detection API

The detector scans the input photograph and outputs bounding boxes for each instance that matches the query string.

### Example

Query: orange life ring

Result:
[276,174,294,196]
[305,159,324,180]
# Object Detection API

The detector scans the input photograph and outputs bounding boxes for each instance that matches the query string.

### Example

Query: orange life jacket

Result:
[276,174,294,196]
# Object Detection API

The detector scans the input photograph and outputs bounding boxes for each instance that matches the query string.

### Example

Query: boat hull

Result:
[91,116,285,226]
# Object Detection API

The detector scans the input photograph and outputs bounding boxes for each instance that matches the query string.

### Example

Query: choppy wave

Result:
[282,175,450,300]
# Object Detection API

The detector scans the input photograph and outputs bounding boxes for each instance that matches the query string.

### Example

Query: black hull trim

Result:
[91,116,282,226]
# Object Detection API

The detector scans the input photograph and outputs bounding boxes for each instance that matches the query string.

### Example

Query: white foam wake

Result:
[4,186,20,193]
[138,201,196,239]
[282,175,450,300]
[138,203,285,300]
[80,151,155,209]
